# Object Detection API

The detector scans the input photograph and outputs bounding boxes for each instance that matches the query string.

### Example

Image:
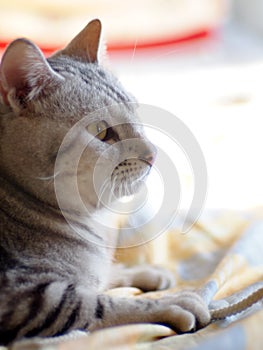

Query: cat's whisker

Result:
[127,179,133,197]
[108,186,113,205]
[122,179,126,197]
[96,177,111,208]
[124,181,128,197]
[119,178,123,197]
[120,179,124,197]
[118,179,123,199]
[96,178,109,208]
[101,177,112,197]
[116,180,120,199]
[136,170,148,183]
[35,171,61,181]
[125,180,131,197]
[109,175,118,204]
[34,171,61,186]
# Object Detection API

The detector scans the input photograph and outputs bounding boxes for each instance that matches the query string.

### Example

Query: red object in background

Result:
[107,29,211,51]
[0,29,213,57]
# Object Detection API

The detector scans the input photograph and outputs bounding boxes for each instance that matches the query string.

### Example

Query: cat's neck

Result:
[0,173,66,228]
[0,173,107,245]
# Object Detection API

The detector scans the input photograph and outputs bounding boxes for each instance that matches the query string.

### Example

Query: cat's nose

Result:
[143,144,157,166]
[144,153,155,166]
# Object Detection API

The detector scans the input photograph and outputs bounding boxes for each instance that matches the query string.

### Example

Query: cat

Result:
[0,19,210,345]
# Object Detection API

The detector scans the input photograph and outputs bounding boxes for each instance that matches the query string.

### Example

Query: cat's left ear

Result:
[0,39,63,109]
[54,19,102,63]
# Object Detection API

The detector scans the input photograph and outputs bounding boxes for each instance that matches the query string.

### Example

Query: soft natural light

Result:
[111,54,263,211]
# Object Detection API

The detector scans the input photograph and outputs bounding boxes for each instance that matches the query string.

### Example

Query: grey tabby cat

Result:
[0,19,210,345]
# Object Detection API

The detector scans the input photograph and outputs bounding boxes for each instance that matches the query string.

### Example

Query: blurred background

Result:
[1,0,263,212]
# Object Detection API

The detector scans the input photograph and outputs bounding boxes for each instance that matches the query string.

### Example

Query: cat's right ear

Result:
[54,19,102,63]
[0,39,63,110]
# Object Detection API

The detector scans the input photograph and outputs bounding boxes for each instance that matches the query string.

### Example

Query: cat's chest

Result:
[74,245,112,291]
[42,237,113,291]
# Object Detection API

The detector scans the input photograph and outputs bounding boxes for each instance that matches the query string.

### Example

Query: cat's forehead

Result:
[48,56,135,106]
[46,56,137,126]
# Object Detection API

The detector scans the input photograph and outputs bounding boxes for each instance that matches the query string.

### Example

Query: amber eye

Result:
[87,121,109,141]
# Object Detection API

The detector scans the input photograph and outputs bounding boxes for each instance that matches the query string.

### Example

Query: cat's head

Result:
[0,19,156,217]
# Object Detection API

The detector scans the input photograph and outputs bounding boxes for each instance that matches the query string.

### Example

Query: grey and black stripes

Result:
[0,26,156,346]
[0,283,46,344]
[0,282,90,345]
[95,296,105,319]
[47,56,133,109]
[25,283,77,337]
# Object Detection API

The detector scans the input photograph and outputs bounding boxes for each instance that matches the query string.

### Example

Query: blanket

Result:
[4,208,263,350]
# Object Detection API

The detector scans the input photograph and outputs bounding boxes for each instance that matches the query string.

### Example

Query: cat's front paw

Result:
[126,265,175,292]
[155,291,211,332]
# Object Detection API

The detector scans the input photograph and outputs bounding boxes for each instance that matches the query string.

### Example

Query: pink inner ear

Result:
[1,40,34,93]
[0,38,63,104]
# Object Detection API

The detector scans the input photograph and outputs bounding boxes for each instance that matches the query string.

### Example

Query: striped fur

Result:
[0,20,210,345]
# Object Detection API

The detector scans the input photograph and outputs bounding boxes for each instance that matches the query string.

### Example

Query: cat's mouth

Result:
[110,158,152,199]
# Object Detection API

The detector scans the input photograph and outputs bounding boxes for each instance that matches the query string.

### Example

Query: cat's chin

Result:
[128,180,145,195]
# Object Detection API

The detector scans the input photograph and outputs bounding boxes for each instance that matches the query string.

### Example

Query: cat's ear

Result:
[0,38,63,109]
[56,19,102,63]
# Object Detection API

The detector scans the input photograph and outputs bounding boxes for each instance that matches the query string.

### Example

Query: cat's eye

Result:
[87,121,109,141]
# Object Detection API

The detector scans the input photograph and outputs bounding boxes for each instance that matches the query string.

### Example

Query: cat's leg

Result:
[0,281,209,344]
[88,291,211,333]
[110,264,176,291]
[0,280,112,345]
